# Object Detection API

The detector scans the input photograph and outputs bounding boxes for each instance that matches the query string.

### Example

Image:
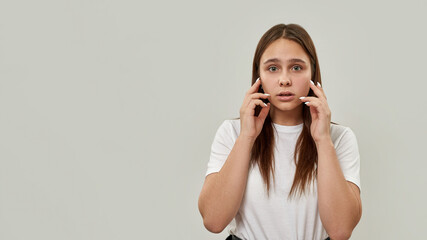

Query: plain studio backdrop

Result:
[0,0,426,239]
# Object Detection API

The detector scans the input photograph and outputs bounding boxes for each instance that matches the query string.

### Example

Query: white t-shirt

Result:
[205,119,361,240]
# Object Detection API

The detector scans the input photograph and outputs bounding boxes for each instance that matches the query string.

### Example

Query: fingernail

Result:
[263,103,267,107]
[256,77,260,82]
[264,93,270,96]
[310,80,315,85]
[317,82,321,87]
[305,102,310,105]
[299,96,305,99]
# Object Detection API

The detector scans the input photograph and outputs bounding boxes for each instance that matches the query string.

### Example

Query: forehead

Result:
[260,38,310,63]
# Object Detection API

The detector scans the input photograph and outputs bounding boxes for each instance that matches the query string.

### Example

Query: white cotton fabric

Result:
[205,119,361,240]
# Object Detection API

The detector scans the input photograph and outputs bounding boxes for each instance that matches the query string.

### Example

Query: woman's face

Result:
[259,38,312,112]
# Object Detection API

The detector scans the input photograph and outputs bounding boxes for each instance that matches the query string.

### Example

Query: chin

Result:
[273,103,300,111]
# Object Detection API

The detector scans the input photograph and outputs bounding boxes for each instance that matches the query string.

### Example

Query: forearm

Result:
[316,139,360,239]
[199,135,255,232]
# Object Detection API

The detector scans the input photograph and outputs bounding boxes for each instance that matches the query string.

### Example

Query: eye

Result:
[268,66,278,72]
[292,65,302,71]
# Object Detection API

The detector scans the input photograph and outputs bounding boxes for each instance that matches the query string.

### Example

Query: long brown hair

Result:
[236,23,336,200]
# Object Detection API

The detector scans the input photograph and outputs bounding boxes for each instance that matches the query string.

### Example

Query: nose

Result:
[279,76,291,86]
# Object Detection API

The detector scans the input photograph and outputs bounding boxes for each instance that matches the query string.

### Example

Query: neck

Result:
[269,105,304,126]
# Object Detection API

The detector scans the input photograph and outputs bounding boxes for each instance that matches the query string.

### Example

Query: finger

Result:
[242,97,266,110]
[248,99,268,110]
[298,96,318,103]
[299,96,326,111]
[246,92,270,106]
[303,99,327,117]
[301,95,331,118]
[316,81,327,100]
[304,100,320,108]
[247,77,262,95]
[243,84,269,107]
[303,98,321,107]
[309,103,318,120]
[257,102,270,120]
[251,92,271,99]
[242,99,268,117]
[243,78,261,106]
[254,98,268,107]
[309,80,327,100]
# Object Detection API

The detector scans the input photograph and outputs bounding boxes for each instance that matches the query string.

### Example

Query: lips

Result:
[276,90,295,102]
[277,95,295,101]
[277,91,295,96]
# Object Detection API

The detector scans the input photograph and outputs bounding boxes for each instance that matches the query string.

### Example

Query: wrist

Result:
[315,137,333,148]
[238,134,257,145]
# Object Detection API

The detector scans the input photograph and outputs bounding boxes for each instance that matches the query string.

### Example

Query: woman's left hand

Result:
[299,80,332,144]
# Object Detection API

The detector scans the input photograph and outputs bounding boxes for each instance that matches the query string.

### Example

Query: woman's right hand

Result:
[239,78,271,140]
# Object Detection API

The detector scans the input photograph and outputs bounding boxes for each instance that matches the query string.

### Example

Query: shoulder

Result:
[214,118,241,141]
[228,118,240,131]
[330,123,359,148]
[218,118,240,131]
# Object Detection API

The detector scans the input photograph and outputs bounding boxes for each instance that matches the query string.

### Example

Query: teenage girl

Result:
[198,23,362,240]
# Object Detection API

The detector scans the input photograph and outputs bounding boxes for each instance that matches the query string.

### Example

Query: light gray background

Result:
[0,0,426,239]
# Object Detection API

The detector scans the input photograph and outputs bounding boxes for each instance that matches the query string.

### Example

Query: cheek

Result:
[262,82,275,93]
[296,79,309,88]
[304,86,311,95]
[297,81,311,95]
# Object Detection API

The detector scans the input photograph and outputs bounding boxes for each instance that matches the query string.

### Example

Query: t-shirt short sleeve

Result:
[334,127,362,193]
[205,120,236,177]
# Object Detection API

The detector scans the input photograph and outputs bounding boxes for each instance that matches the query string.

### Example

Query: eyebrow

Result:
[262,58,307,65]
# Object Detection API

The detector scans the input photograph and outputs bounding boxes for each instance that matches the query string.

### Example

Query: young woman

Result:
[198,23,362,240]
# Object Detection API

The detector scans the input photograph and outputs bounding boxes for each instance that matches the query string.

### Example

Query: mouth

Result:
[277,91,295,97]
[276,91,295,102]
